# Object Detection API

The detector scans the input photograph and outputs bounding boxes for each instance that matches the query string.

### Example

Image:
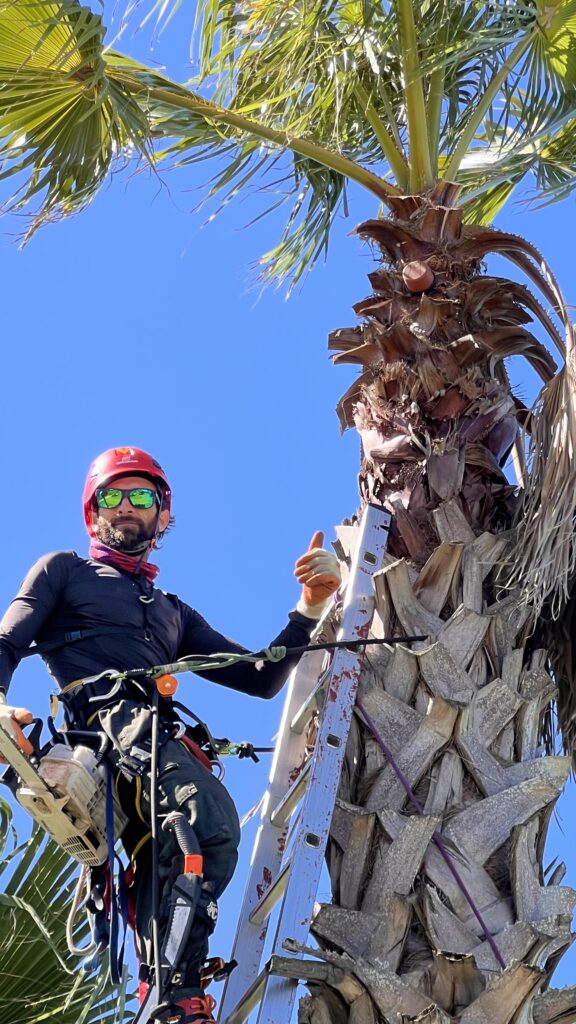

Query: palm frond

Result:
[154,131,351,288]
[177,0,576,278]
[0,0,157,235]
[0,799,133,1024]
[3,0,576,284]
[506,351,576,620]
[0,0,394,279]
[457,226,573,356]
[459,177,520,225]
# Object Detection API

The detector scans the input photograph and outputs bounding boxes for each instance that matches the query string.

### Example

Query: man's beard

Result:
[93,516,156,554]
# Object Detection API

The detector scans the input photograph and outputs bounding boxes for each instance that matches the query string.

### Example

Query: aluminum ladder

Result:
[219,504,391,1024]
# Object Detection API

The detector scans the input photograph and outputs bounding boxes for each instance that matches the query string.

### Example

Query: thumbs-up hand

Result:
[294,531,341,619]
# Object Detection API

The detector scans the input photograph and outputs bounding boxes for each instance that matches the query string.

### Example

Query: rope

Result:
[355,696,506,971]
[66,865,97,957]
[121,639,428,681]
[120,645,288,680]
[61,637,428,696]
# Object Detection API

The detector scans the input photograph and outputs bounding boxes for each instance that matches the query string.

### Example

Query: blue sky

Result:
[0,3,575,1002]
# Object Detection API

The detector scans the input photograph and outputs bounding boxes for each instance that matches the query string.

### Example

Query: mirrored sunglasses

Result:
[95,487,159,510]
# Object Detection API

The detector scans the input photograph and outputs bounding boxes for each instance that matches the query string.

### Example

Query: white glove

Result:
[0,700,34,760]
[294,532,341,619]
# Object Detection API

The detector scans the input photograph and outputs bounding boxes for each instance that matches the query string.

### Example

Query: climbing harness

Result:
[0,633,427,867]
[0,658,275,1021]
[0,632,428,1021]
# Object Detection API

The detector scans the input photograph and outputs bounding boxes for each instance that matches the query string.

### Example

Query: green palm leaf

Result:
[0,0,152,235]
[2,0,576,280]
[163,0,576,281]
[0,798,133,1024]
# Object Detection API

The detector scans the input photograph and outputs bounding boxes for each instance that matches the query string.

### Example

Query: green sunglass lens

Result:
[98,488,123,508]
[130,489,155,508]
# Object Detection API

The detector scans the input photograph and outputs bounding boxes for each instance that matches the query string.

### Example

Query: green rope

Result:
[113,645,288,681]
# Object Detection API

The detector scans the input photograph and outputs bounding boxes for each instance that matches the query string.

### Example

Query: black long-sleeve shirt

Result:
[0,552,315,699]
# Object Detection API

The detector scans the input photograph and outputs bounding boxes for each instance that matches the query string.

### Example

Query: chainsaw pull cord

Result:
[150,684,163,1005]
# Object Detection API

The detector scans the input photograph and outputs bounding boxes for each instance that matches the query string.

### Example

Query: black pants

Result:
[97,699,241,1000]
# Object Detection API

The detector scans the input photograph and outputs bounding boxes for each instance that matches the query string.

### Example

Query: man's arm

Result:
[0,552,69,695]
[178,606,319,699]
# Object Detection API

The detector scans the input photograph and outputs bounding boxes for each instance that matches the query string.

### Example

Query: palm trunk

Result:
[297,186,576,1023]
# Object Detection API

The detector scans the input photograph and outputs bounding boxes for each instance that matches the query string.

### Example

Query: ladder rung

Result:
[249,860,291,926]
[290,679,325,734]
[269,760,311,827]
[221,968,266,1024]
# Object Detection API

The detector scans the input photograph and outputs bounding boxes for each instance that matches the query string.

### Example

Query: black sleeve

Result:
[178,605,317,699]
[0,552,71,695]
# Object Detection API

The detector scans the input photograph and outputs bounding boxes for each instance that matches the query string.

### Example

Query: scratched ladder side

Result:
[219,505,391,1024]
[218,646,329,1018]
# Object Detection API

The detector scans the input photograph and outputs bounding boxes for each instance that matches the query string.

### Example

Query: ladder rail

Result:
[254,507,390,1024]
[219,506,391,1024]
[219,647,328,1017]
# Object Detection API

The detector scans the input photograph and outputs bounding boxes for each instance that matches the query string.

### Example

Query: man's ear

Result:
[159,508,171,533]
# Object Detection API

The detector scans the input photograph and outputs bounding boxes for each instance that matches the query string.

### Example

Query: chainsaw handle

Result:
[0,704,36,759]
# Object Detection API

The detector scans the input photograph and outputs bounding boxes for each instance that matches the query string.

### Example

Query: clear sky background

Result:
[0,3,575,1003]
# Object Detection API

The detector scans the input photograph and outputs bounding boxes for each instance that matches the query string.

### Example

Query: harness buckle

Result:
[118,743,152,779]
[64,630,84,642]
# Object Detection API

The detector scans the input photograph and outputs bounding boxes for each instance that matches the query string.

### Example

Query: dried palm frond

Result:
[541,592,576,759]
[507,347,576,620]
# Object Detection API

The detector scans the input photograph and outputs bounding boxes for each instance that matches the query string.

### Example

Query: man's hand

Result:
[0,705,34,761]
[294,531,341,619]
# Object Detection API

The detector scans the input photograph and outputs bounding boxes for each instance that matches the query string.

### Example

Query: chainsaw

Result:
[0,697,125,866]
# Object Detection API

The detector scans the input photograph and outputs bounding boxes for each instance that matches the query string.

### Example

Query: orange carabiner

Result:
[154,674,178,697]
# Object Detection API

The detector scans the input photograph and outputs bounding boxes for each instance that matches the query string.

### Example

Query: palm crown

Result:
[1,0,575,275]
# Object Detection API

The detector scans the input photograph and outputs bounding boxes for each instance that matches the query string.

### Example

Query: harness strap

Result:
[18,627,132,659]
[180,734,213,774]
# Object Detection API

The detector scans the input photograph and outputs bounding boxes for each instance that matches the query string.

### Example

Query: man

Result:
[0,447,341,1024]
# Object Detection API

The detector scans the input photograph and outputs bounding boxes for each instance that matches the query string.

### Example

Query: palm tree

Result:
[0,796,133,1024]
[1,1,576,1020]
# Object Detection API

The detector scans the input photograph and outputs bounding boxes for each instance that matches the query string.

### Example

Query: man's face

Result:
[90,475,170,553]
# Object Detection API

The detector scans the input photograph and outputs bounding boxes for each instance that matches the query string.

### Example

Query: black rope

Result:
[112,635,429,684]
[281,635,427,657]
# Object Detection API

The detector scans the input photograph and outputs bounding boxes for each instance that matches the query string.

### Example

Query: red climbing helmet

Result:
[82,447,172,535]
